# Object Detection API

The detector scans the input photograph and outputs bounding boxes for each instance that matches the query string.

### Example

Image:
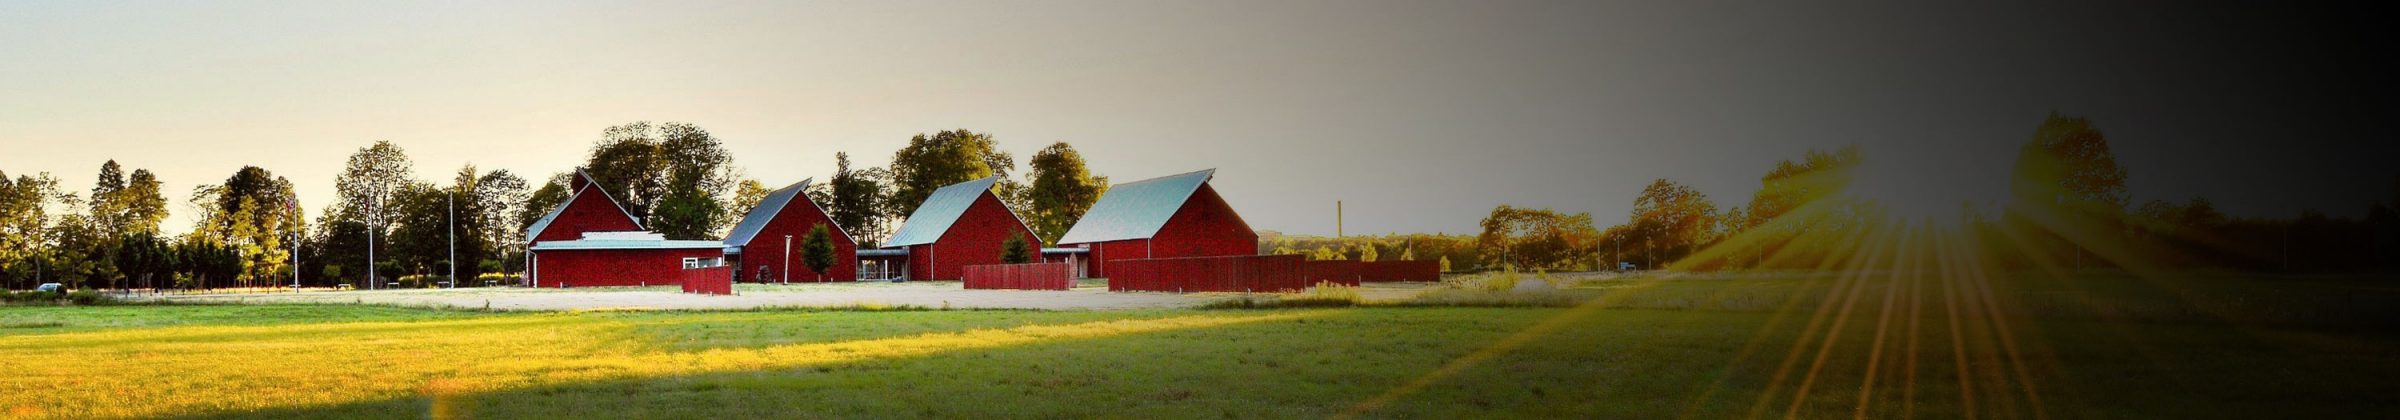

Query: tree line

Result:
[1461,113,2400,274]
[0,123,1112,290]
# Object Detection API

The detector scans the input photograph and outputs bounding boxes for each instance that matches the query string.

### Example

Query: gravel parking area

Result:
[146,281,1444,311]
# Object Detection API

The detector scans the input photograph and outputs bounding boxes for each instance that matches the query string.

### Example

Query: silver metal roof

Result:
[523,170,642,242]
[721,178,836,246]
[531,231,724,251]
[884,176,1009,247]
[856,248,910,257]
[1054,169,1215,244]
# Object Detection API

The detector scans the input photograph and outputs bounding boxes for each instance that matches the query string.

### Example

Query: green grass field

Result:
[2,272,2395,419]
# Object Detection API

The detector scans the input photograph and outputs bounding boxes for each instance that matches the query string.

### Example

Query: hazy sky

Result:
[3,0,2393,237]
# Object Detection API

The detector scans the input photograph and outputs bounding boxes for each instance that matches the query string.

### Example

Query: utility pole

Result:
[448,191,456,288]
[367,183,379,290]
[291,194,301,292]
[1336,200,1344,238]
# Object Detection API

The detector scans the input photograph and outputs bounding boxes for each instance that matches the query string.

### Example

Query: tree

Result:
[120,169,169,235]
[1312,246,1344,261]
[335,141,413,288]
[2012,112,2129,209]
[194,167,302,288]
[826,153,893,246]
[1,172,63,289]
[1358,243,1380,262]
[472,170,528,245]
[88,161,125,232]
[730,179,771,222]
[1024,142,1108,245]
[2008,113,2130,269]
[888,129,1014,220]
[113,232,174,290]
[1627,179,1718,265]
[1000,231,1031,264]
[581,122,739,239]
[1479,205,1599,270]
[800,224,836,281]
[519,174,571,234]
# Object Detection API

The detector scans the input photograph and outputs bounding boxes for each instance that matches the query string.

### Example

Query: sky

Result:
[3,0,2394,237]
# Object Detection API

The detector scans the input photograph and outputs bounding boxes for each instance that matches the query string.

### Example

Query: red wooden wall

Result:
[1359,261,1442,282]
[532,247,725,288]
[1083,184,1259,278]
[1109,254,1352,293]
[962,263,1074,290]
[730,194,857,283]
[1304,260,1361,284]
[908,191,1037,280]
[529,188,642,243]
[681,266,733,295]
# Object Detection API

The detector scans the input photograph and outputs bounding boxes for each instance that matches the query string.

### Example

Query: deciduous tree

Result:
[1024,142,1107,245]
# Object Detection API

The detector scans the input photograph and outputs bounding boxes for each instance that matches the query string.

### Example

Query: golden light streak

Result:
[1674,225,1878,420]
[1852,224,1919,419]
[1338,280,1667,419]
[1741,224,1894,419]
[1779,223,1903,419]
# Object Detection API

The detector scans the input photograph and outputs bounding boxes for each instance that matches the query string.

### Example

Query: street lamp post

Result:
[448,191,456,289]
[1612,237,1622,272]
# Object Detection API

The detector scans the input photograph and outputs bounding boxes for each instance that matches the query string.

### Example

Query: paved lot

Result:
[146,281,1444,311]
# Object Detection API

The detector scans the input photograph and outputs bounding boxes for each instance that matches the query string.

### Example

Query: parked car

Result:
[35,283,63,293]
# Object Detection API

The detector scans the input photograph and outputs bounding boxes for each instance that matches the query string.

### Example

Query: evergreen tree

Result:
[800,224,836,281]
[1000,232,1031,264]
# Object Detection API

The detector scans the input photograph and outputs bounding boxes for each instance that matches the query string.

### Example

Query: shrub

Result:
[397,275,457,289]
[1284,281,1362,305]
[1445,269,1521,292]
[66,290,109,306]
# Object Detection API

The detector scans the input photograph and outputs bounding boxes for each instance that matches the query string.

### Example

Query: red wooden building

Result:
[530,231,729,288]
[524,170,642,243]
[524,170,656,287]
[722,179,857,283]
[1055,169,1257,278]
[881,176,1038,280]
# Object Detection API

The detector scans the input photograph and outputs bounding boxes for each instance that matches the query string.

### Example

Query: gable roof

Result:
[524,170,641,242]
[885,176,1021,247]
[722,178,851,246]
[1055,169,1215,244]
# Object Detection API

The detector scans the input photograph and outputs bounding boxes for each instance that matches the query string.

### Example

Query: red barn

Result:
[1056,169,1257,278]
[722,179,857,283]
[524,170,642,243]
[883,176,1037,280]
[530,231,728,288]
[524,170,652,287]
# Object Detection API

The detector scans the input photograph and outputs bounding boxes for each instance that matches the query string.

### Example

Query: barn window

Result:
[683,258,700,269]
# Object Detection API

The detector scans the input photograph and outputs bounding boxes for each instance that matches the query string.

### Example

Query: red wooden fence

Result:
[962,263,1075,290]
[1359,260,1441,282]
[1110,254,1352,293]
[681,266,733,295]
[1304,260,1361,284]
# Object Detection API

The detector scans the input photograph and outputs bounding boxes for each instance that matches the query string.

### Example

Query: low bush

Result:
[1,289,120,306]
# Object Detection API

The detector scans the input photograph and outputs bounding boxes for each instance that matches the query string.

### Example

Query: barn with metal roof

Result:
[882,176,1038,280]
[524,170,643,243]
[722,179,857,283]
[524,171,730,288]
[1055,169,1257,278]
